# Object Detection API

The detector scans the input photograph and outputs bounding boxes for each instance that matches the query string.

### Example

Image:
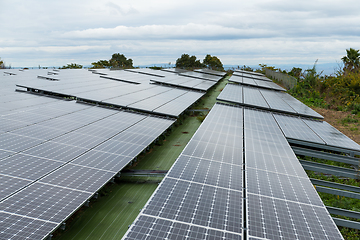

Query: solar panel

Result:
[39,164,116,192]
[194,68,227,77]
[179,72,221,82]
[22,141,87,162]
[276,91,324,119]
[259,88,296,114]
[303,118,360,152]
[0,133,44,152]
[218,84,324,119]
[273,113,326,144]
[217,83,242,105]
[247,193,342,239]
[0,175,32,201]
[243,86,269,109]
[0,182,92,223]
[150,76,215,91]
[71,150,133,172]
[0,154,63,181]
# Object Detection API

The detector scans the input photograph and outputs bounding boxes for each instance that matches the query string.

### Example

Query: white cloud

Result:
[61,23,276,40]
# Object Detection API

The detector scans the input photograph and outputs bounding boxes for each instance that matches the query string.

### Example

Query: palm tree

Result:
[341,48,360,73]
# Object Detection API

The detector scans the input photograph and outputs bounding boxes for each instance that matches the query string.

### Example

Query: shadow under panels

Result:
[217,83,323,119]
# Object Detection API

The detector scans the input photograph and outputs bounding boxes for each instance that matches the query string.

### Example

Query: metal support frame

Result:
[327,206,360,220]
[310,178,360,194]
[332,218,360,230]
[315,186,360,200]
[60,222,66,231]
[292,146,359,166]
[288,138,360,156]
[299,160,360,179]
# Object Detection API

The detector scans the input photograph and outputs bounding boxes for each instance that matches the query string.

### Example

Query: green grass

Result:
[53,75,229,239]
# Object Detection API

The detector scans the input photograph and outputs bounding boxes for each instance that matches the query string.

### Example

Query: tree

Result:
[61,63,83,69]
[0,58,4,69]
[288,67,302,79]
[341,48,360,73]
[175,54,203,69]
[109,53,133,69]
[203,54,224,71]
[91,60,111,69]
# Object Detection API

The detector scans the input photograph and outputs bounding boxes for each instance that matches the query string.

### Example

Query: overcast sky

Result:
[1,0,360,69]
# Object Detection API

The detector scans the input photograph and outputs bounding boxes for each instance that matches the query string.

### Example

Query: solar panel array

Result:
[0,96,175,239]
[14,69,206,117]
[123,103,344,239]
[0,68,199,239]
[229,75,286,91]
[217,84,324,119]
[243,107,342,239]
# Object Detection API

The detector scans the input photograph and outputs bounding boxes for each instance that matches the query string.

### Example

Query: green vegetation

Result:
[0,58,4,69]
[203,54,224,71]
[175,53,203,69]
[175,53,224,71]
[91,53,133,69]
[262,49,360,239]
[266,48,360,113]
[61,63,83,69]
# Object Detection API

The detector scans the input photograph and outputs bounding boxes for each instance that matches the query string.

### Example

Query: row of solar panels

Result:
[229,75,286,91]
[217,83,324,119]
[13,69,224,117]
[123,103,344,239]
[232,69,270,81]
